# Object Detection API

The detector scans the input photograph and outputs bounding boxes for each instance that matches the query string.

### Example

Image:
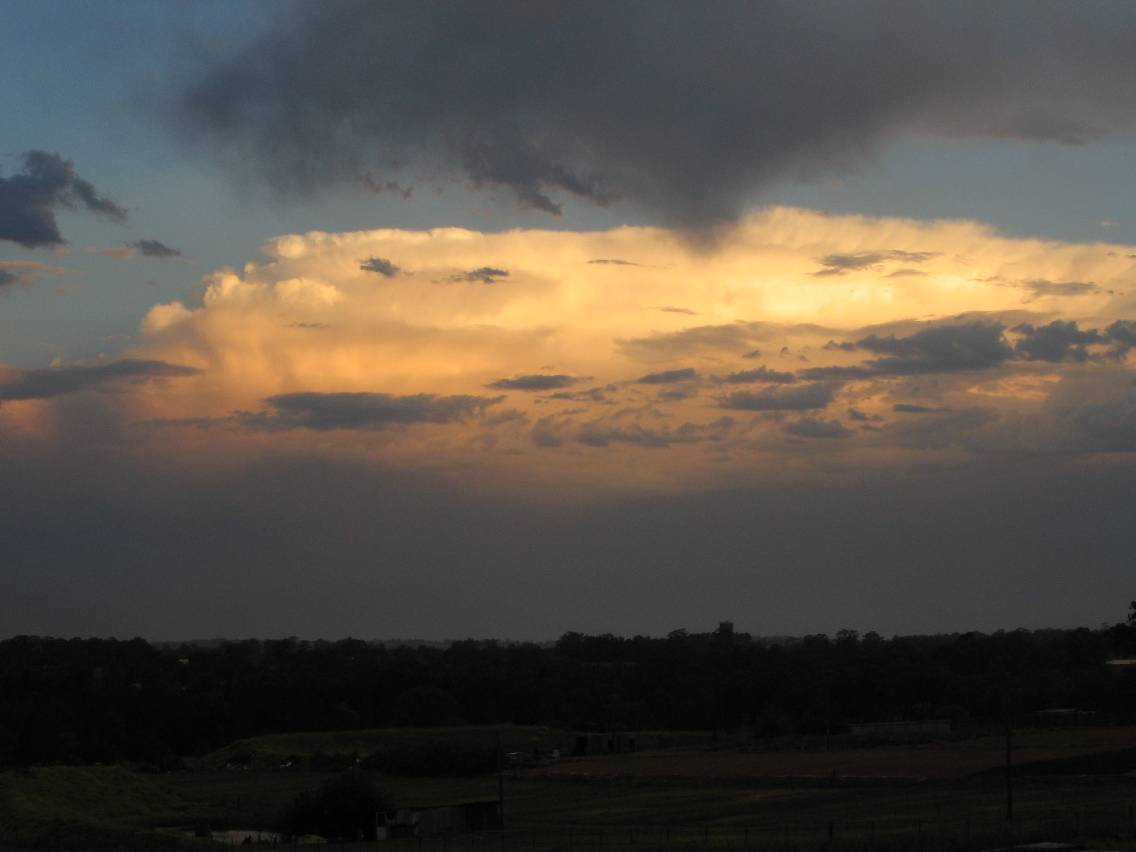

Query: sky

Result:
[3,1,1136,640]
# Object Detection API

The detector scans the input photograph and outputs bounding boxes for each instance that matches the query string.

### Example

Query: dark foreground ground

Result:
[3,725,1136,852]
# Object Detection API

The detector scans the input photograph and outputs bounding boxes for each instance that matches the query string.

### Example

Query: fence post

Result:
[827,821,834,845]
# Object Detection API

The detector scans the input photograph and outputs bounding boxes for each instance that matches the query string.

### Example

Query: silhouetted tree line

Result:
[1,617,1134,768]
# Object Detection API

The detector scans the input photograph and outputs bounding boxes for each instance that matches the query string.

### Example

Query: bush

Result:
[280,771,389,842]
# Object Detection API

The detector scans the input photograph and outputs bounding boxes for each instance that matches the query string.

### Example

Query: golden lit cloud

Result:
[6,208,1136,490]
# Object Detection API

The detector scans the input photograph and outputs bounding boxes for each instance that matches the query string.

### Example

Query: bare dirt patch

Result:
[524,727,1136,781]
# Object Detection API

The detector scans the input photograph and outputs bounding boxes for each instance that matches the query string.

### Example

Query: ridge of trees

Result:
[1,619,1134,768]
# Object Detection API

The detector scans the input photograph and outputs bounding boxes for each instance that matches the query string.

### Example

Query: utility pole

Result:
[1003,692,1014,821]
[497,731,506,852]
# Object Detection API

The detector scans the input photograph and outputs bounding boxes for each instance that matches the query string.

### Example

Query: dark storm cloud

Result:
[133,239,181,258]
[717,365,797,384]
[635,367,699,384]
[813,250,937,277]
[719,382,839,411]
[487,374,580,391]
[0,359,200,401]
[172,2,1136,224]
[1013,320,1107,362]
[360,256,401,277]
[784,417,853,439]
[238,391,502,431]
[0,270,18,291]
[444,267,509,284]
[0,151,126,248]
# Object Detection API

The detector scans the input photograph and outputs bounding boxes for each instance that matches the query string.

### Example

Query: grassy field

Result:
[0,765,207,850]
[4,726,1136,851]
[196,727,744,771]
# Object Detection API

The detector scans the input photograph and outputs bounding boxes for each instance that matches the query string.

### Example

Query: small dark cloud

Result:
[1018,279,1105,300]
[575,416,733,449]
[1064,393,1136,452]
[892,407,999,450]
[784,417,853,439]
[719,382,839,411]
[1106,320,1136,348]
[798,365,877,380]
[0,260,62,290]
[618,322,832,361]
[487,374,580,391]
[635,367,699,384]
[445,266,509,284]
[885,268,926,278]
[548,385,614,404]
[853,322,1013,374]
[742,349,762,359]
[892,403,951,414]
[140,416,227,430]
[1013,320,1105,362]
[93,246,137,259]
[238,392,502,431]
[0,359,200,401]
[290,322,328,329]
[588,258,643,266]
[531,416,564,447]
[659,306,698,315]
[621,325,760,360]
[133,239,181,258]
[0,151,125,248]
[657,385,699,401]
[848,407,883,422]
[361,173,413,199]
[717,365,797,384]
[360,256,401,277]
[813,250,936,277]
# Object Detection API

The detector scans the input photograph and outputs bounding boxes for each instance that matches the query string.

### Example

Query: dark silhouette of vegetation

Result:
[280,770,389,841]
[360,742,499,776]
[0,616,1134,768]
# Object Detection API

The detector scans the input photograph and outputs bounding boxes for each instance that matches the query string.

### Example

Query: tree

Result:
[281,771,389,842]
